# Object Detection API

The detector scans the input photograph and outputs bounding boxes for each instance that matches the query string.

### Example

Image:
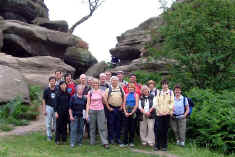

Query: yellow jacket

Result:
[153,89,174,116]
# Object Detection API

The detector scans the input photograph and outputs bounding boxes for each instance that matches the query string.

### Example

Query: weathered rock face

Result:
[64,47,97,77]
[0,53,75,87]
[111,57,175,75]
[33,17,68,32]
[0,20,78,58]
[85,61,108,78]
[0,0,48,23]
[0,65,30,104]
[0,29,3,50]
[110,16,164,63]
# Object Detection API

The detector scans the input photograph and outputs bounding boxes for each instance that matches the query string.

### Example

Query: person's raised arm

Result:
[86,92,91,120]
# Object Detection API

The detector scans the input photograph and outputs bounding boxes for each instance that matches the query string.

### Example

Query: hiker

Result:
[64,73,76,97]
[54,71,63,87]
[123,74,141,96]
[69,85,87,147]
[54,81,70,144]
[42,76,57,141]
[117,71,128,88]
[85,78,109,149]
[147,80,159,97]
[79,74,91,96]
[153,79,174,151]
[170,84,189,147]
[105,71,112,86]
[87,76,93,88]
[105,76,124,145]
[99,73,109,91]
[139,85,155,147]
[120,83,139,147]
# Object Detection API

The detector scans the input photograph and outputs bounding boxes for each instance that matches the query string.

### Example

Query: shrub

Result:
[151,0,235,91]
[185,88,235,153]
[133,70,162,86]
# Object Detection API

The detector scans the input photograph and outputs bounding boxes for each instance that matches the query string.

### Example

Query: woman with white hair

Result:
[139,85,155,146]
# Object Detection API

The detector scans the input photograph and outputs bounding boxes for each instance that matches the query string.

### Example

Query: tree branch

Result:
[69,0,104,33]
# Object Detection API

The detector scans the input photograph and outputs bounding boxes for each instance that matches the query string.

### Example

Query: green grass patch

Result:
[0,132,233,157]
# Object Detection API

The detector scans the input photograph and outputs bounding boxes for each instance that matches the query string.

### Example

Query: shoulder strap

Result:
[119,86,124,99]
[107,86,112,100]
[154,89,158,96]
[183,96,186,107]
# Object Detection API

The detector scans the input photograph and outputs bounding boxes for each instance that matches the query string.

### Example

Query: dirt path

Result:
[0,113,45,137]
[131,148,179,157]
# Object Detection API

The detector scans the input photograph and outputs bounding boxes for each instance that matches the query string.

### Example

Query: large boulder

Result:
[33,17,69,32]
[64,47,97,77]
[0,20,79,58]
[0,53,75,87]
[0,29,3,50]
[85,61,108,78]
[0,0,48,23]
[110,16,164,62]
[0,65,29,104]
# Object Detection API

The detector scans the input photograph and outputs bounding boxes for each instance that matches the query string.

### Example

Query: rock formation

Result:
[0,0,97,104]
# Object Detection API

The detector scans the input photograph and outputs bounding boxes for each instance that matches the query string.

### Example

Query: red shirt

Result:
[123,82,141,96]
[67,82,76,96]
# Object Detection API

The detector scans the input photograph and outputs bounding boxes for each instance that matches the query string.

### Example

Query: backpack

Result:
[107,86,124,100]
[183,97,194,117]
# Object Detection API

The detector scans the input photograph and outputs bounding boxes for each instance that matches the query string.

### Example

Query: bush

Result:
[133,70,162,86]
[186,88,235,153]
[152,0,235,90]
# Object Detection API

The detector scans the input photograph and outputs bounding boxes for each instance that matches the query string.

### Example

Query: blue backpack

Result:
[183,97,194,117]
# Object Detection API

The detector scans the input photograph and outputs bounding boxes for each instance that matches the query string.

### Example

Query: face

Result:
[55,72,62,80]
[111,79,118,87]
[106,72,111,80]
[143,89,149,96]
[65,75,72,83]
[92,81,99,90]
[87,79,92,86]
[77,87,83,95]
[174,88,181,96]
[49,79,56,87]
[60,83,67,91]
[117,73,123,81]
[129,87,135,93]
[100,76,106,84]
[162,83,168,90]
[148,83,155,90]
[129,76,136,83]
[80,75,86,84]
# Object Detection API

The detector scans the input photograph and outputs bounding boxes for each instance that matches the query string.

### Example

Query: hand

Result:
[109,107,113,112]
[70,116,75,121]
[43,110,47,116]
[146,112,151,117]
[170,113,174,117]
[125,112,129,117]
[119,107,123,111]
[55,112,59,119]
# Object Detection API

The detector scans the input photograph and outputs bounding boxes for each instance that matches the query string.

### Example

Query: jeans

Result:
[45,105,56,137]
[108,107,121,142]
[89,109,108,145]
[70,116,84,145]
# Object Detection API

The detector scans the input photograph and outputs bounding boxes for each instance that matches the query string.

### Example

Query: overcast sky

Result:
[44,0,165,62]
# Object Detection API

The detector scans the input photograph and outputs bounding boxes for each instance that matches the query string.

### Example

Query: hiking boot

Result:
[180,142,185,147]
[120,144,128,148]
[104,144,110,149]
[47,136,52,141]
[154,147,160,151]
[109,140,115,145]
[162,147,167,151]
[116,139,122,145]
[129,143,135,147]
[70,144,75,148]
[142,142,147,146]
[55,141,60,145]
[176,140,180,145]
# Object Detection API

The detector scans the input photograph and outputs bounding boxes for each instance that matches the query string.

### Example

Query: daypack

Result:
[183,96,194,117]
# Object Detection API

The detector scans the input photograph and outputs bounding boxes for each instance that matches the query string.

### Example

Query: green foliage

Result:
[186,88,235,154]
[0,85,42,131]
[133,70,162,86]
[153,0,235,90]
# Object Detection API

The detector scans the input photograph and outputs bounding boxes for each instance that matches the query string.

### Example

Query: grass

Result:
[0,132,234,157]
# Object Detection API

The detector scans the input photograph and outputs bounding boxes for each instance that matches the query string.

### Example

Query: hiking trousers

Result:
[55,113,68,142]
[140,116,155,145]
[170,117,187,142]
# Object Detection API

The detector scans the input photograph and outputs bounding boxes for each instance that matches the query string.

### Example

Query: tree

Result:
[69,0,104,33]
[154,0,235,90]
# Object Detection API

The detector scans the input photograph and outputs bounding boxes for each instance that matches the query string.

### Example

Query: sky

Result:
[44,0,165,62]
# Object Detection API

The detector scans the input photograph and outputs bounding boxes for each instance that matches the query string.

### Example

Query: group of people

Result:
[42,70,190,151]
